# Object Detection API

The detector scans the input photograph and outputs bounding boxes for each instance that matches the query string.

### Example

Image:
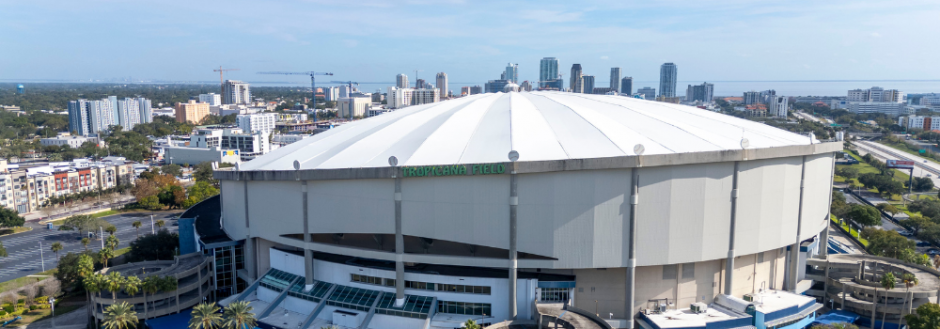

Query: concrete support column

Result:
[788,156,808,292]
[302,181,315,290]
[725,161,740,296]
[841,281,846,310]
[625,168,639,329]
[871,289,877,329]
[821,155,836,258]
[823,261,830,302]
[393,165,405,307]
[508,158,519,320]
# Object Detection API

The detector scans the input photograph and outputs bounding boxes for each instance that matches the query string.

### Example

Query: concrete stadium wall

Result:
[221,153,834,270]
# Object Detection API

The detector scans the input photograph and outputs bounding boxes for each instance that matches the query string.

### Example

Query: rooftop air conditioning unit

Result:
[743,294,755,302]
[690,303,708,314]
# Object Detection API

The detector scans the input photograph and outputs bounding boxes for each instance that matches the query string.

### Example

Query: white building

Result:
[338,96,372,119]
[272,134,311,146]
[847,101,910,116]
[899,115,940,131]
[199,93,222,106]
[40,133,98,148]
[767,95,789,118]
[190,127,270,160]
[848,86,905,103]
[387,87,440,109]
[323,87,341,102]
[396,74,409,89]
[68,97,151,136]
[435,72,448,99]
[236,113,277,135]
[223,80,251,105]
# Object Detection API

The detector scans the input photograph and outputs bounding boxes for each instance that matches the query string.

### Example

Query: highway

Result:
[0,212,180,283]
[854,139,940,187]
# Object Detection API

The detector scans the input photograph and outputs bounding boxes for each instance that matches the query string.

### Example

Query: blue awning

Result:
[538,281,576,288]
[812,310,859,325]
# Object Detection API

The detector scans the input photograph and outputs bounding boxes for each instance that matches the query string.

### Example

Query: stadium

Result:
[202,91,842,329]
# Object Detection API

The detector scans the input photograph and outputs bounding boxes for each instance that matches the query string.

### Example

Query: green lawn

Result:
[830,214,869,247]
[0,226,32,237]
[836,151,911,201]
[114,246,131,257]
[0,269,56,293]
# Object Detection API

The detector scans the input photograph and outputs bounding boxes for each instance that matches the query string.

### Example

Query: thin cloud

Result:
[519,10,584,23]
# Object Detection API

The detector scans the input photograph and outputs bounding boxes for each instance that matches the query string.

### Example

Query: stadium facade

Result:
[205,91,842,329]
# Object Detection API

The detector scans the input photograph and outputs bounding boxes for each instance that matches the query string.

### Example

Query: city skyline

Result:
[2,1,938,85]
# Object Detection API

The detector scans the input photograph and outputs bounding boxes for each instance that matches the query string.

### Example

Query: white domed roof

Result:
[242,91,813,171]
[503,82,519,92]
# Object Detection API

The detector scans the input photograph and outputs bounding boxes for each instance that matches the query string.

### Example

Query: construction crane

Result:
[329,81,361,121]
[213,66,239,98]
[258,71,334,121]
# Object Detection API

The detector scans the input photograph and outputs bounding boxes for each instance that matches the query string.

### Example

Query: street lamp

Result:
[49,297,56,328]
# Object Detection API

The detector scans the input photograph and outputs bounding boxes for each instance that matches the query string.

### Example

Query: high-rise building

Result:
[659,63,678,97]
[223,80,251,105]
[68,97,151,136]
[570,64,583,93]
[539,57,558,88]
[461,86,471,96]
[470,86,483,95]
[504,63,519,83]
[323,86,341,102]
[743,91,761,105]
[520,81,532,92]
[175,100,211,124]
[581,75,595,95]
[637,87,656,100]
[416,79,428,89]
[759,90,776,104]
[387,87,441,109]
[685,82,714,103]
[768,96,789,118]
[621,77,633,95]
[199,93,222,106]
[540,79,564,91]
[484,80,510,93]
[609,67,621,93]
[396,74,409,89]
[436,72,448,99]
[848,86,905,103]
[237,113,277,135]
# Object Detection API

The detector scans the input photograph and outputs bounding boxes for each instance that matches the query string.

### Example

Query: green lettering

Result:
[484,164,490,174]
[425,167,432,176]
[451,166,460,175]
[459,166,467,175]
[443,166,450,175]
[435,167,441,176]
[472,165,479,175]
[497,164,505,174]
[407,167,415,177]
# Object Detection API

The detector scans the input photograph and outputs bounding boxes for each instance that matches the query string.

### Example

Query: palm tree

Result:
[99,247,115,267]
[161,276,179,312]
[902,273,919,327]
[107,271,125,301]
[462,319,480,329]
[141,276,161,320]
[189,302,222,329]
[880,272,896,329]
[222,301,257,329]
[106,234,120,250]
[81,237,90,251]
[132,220,142,239]
[156,219,166,229]
[106,225,117,235]
[85,273,107,328]
[50,242,63,261]
[103,302,138,329]
[124,276,141,298]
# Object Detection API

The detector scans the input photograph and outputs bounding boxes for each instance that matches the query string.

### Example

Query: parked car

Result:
[899,230,913,237]
[917,241,931,247]
[928,249,940,256]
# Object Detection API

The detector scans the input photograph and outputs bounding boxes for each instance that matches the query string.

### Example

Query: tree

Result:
[56,251,97,287]
[23,284,37,308]
[0,241,6,257]
[142,276,161,320]
[124,275,141,298]
[183,181,220,208]
[106,225,118,235]
[838,167,859,180]
[161,276,179,311]
[51,242,63,260]
[901,215,931,236]
[127,230,179,262]
[876,203,899,217]
[847,204,881,227]
[103,302,138,329]
[193,162,217,185]
[82,237,91,251]
[462,319,480,329]
[106,271,125,301]
[863,228,915,259]
[85,273,105,327]
[106,234,120,250]
[158,185,186,209]
[99,247,115,268]
[156,219,166,229]
[906,303,940,329]
[880,272,896,329]
[189,302,223,329]
[902,273,919,327]
[161,164,182,177]
[132,221,142,239]
[911,177,935,192]
[222,301,257,329]
[140,195,162,211]
[0,207,26,228]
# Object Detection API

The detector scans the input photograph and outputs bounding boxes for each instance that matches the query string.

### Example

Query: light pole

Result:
[49,297,56,328]
[150,215,155,234]
[39,242,45,272]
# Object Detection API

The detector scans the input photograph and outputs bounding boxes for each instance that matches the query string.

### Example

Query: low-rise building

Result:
[847,102,911,116]
[338,96,373,119]
[40,133,98,148]
[175,100,211,124]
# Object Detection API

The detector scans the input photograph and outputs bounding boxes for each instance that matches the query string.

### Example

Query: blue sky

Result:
[2,0,939,86]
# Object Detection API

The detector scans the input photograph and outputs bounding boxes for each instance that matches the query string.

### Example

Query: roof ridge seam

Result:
[455,93,506,163]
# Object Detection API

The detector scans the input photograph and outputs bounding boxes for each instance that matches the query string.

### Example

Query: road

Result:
[0,211,180,283]
[853,140,940,187]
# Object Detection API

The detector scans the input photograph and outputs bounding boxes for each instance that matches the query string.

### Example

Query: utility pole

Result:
[99,226,104,249]
[151,215,155,234]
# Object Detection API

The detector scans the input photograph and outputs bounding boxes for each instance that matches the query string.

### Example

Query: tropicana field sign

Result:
[402,163,506,178]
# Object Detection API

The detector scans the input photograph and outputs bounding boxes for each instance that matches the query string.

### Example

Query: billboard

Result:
[886,160,914,169]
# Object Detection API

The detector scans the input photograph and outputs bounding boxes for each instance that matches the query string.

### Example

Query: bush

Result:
[0,310,6,316]
[28,305,37,310]
[2,306,12,313]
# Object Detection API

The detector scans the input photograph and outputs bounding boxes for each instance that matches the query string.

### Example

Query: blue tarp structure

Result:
[812,310,859,326]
